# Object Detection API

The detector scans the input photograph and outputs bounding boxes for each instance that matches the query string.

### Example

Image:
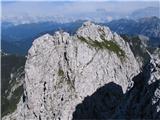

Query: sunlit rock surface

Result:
[5,22,160,120]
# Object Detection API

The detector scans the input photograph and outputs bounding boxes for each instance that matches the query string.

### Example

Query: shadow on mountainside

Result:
[72,63,160,119]
[72,82,124,119]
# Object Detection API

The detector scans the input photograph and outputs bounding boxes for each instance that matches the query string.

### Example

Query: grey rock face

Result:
[3,22,141,120]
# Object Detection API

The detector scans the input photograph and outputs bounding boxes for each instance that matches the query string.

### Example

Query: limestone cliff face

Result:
[3,22,140,120]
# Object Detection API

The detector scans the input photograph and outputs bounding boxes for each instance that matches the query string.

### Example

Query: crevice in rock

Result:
[27,104,30,109]
[43,81,47,92]
[75,47,78,58]
[64,52,68,63]
[39,115,41,120]
[43,81,47,103]
[33,111,37,118]
[22,93,26,103]
[63,45,70,68]
[66,71,75,89]
[61,97,64,101]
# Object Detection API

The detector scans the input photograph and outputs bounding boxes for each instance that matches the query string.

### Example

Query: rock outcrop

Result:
[2,21,145,120]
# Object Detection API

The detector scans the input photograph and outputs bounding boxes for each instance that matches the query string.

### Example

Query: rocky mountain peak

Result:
[77,21,113,42]
[3,21,142,120]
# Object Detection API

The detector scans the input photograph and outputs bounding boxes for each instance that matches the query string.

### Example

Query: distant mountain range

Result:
[1,16,160,55]
[2,7,159,25]
[130,7,160,19]
[106,17,160,44]
[106,16,160,46]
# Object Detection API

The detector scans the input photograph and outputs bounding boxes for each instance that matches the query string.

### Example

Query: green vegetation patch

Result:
[78,36,125,58]
[58,68,64,77]
[1,54,26,117]
[1,85,24,117]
